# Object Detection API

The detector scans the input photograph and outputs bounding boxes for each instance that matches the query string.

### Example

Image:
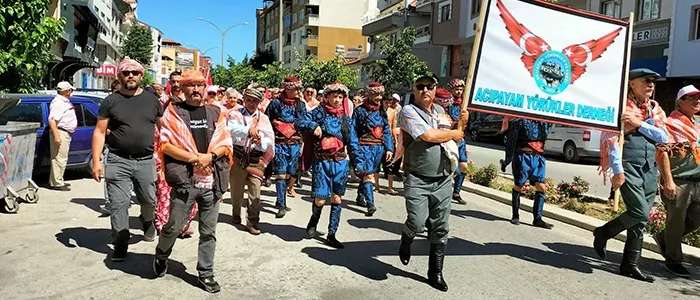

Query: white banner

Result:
[467,0,631,132]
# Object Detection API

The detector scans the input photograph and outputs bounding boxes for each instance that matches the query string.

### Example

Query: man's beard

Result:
[125,81,139,90]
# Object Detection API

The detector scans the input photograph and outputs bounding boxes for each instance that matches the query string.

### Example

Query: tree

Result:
[0,0,65,93]
[254,61,291,88]
[367,27,428,94]
[140,71,154,87]
[121,25,153,65]
[211,57,257,90]
[296,54,358,90]
[249,48,277,71]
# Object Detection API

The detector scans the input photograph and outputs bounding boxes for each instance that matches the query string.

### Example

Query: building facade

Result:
[257,0,369,68]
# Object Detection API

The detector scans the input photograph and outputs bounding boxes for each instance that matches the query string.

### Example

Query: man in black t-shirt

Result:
[91,58,164,262]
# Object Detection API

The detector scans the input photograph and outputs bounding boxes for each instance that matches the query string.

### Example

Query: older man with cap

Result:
[265,76,308,218]
[153,69,232,293]
[594,68,668,283]
[653,84,700,278]
[352,82,393,216]
[227,88,275,235]
[398,72,468,292]
[92,57,163,262]
[47,81,77,191]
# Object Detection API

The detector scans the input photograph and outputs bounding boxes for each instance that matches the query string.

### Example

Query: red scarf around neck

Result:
[364,101,381,111]
[281,96,297,106]
[324,104,345,117]
[453,97,463,105]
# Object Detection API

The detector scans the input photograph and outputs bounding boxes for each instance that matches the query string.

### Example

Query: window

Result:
[74,104,97,127]
[292,13,297,24]
[600,0,621,18]
[637,0,659,21]
[0,103,43,126]
[438,1,452,23]
[693,8,700,40]
[471,0,482,18]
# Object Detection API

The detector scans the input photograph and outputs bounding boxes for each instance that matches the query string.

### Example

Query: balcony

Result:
[362,12,403,36]
[302,34,318,47]
[415,0,433,13]
[305,0,319,5]
[304,14,319,26]
[414,25,431,44]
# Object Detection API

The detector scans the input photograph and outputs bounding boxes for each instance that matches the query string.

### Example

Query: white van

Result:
[544,124,601,163]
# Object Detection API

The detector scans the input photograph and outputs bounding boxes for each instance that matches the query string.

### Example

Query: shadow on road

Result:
[54,227,197,286]
[451,209,510,222]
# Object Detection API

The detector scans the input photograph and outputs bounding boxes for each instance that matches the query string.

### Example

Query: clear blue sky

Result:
[138,0,259,65]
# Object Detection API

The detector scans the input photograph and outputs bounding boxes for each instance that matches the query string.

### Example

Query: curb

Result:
[462,182,700,265]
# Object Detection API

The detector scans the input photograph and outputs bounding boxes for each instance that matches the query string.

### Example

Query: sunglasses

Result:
[207,92,217,95]
[121,70,142,77]
[415,84,436,91]
[643,78,656,84]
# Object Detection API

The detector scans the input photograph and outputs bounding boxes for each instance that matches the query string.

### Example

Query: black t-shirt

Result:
[179,103,209,153]
[99,91,164,157]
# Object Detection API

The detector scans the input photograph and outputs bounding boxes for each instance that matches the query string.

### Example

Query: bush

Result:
[520,178,565,204]
[562,198,588,214]
[472,163,499,187]
[464,160,478,182]
[557,176,590,198]
[647,205,667,235]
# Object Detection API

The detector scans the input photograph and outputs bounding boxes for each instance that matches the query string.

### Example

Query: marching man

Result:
[228,88,275,235]
[352,82,394,216]
[298,82,363,249]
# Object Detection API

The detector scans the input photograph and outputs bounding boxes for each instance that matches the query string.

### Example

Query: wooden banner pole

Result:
[458,0,489,131]
[613,12,635,212]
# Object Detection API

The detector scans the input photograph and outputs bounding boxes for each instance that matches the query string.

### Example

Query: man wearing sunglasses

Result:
[398,72,468,292]
[91,58,164,262]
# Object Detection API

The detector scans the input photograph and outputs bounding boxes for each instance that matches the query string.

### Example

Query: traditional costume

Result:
[265,76,307,218]
[594,68,668,283]
[446,79,469,205]
[352,82,394,216]
[228,88,275,235]
[501,117,554,228]
[297,82,363,249]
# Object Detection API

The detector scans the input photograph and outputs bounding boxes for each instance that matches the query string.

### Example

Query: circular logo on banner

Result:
[533,51,572,95]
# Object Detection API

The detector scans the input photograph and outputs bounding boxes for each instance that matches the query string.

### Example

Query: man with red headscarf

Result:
[265,76,308,218]
[352,82,393,216]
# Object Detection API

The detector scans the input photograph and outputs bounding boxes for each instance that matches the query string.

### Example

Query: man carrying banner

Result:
[446,79,469,205]
[500,117,554,229]
[228,88,275,235]
[594,68,668,283]
[297,82,363,249]
[398,72,468,292]
[352,82,394,216]
[652,85,700,278]
[266,76,307,218]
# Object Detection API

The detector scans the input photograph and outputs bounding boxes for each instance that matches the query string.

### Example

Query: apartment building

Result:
[257,0,368,69]
[161,39,201,75]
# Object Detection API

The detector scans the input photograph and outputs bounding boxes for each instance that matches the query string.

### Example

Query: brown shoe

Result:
[287,188,297,198]
[247,224,261,235]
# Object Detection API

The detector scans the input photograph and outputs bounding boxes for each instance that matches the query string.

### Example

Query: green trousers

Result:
[402,173,452,245]
[658,179,700,263]
[613,161,658,245]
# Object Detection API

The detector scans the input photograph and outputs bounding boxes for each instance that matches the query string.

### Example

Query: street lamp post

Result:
[183,44,219,56]
[198,17,249,66]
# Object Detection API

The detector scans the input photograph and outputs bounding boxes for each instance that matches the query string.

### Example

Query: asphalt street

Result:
[466,141,609,199]
[0,174,697,299]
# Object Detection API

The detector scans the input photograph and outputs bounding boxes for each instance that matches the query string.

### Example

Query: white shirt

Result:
[227,107,274,152]
[49,95,77,133]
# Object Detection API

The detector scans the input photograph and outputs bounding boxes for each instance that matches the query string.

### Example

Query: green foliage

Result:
[562,198,588,214]
[472,163,499,187]
[211,57,258,90]
[140,71,154,87]
[255,61,291,88]
[367,27,428,94]
[121,25,153,65]
[249,48,276,71]
[0,0,65,93]
[296,53,358,90]
[556,176,590,198]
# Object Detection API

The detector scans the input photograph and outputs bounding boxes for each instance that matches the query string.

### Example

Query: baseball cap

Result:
[629,68,660,81]
[392,93,400,101]
[56,81,75,92]
[677,85,700,101]
[206,85,219,93]
[413,71,439,85]
[243,88,264,100]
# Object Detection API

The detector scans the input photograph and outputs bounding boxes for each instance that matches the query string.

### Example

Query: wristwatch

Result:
[210,152,218,161]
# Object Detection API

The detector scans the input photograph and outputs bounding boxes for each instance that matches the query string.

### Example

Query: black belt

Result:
[110,151,153,160]
[58,127,73,134]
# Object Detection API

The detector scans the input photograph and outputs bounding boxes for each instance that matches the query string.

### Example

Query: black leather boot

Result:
[428,243,448,292]
[619,237,655,283]
[593,218,625,259]
[398,231,414,265]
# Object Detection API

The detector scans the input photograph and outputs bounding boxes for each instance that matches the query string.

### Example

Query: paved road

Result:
[0,175,697,299]
[466,141,610,199]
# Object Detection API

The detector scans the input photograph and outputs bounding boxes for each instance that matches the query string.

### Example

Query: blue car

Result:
[0,94,103,174]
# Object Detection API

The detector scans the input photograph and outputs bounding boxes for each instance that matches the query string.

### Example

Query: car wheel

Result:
[469,129,480,142]
[563,141,580,163]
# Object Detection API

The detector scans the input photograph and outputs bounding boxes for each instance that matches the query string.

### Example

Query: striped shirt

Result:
[399,104,440,140]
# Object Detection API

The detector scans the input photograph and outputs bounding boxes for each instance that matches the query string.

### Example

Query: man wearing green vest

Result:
[594,68,668,283]
[397,72,468,292]
[654,84,700,278]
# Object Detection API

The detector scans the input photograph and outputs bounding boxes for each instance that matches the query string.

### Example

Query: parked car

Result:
[0,94,103,174]
[468,112,506,144]
[544,124,601,163]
